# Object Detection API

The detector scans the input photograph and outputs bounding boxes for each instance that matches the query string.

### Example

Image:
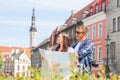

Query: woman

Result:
[54,33,74,52]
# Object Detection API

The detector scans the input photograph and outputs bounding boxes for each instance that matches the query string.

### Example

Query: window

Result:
[23,59,25,63]
[117,0,120,7]
[96,5,99,13]
[102,2,106,11]
[26,60,28,63]
[93,47,96,59]
[90,8,93,15]
[87,27,90,39]
[18,65,19,70]
[113,18,116,32]
[118,17,120,31]
[23,66,25,70]
[92,26,96,39]
[72,18,77,24]
[98,46,102,60]
[98,23,102,37]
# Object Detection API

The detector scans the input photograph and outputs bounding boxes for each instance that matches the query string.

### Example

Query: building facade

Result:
[31,48,41,69]
[106,0,120,73]
[0,47,31,77]
[82,0,108,74]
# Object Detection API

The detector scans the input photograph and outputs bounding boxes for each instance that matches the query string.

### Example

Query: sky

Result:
[0,0,93,47]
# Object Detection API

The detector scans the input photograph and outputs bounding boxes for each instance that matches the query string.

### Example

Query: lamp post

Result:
[105,34,111,79]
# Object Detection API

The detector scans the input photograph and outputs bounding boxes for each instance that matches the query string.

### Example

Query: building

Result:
[29,8,37,49]
[31,38,49,68]
[82,0,108,74]
[0,46,31,77]
[38,38,50,50]
[10,49,31,77]
[106,0,120,73]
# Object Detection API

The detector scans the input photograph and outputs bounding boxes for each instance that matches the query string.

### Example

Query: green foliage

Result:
[0,51,2,67]
[0,65,119,80]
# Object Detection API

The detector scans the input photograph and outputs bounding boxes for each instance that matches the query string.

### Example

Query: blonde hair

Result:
[77,25,88,34]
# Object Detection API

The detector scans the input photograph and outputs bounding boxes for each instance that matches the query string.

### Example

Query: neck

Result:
[79,36,86,42]
[59,43,63,48]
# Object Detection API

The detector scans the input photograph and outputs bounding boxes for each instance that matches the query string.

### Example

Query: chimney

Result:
[71,10,77,16]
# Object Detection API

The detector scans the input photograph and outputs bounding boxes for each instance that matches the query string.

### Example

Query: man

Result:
[73,25,94,74]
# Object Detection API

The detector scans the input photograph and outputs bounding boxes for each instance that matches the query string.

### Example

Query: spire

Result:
[29,8,37,48]
[29,8,37,32]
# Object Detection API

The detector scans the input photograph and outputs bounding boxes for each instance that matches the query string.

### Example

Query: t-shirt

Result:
[67,47,75,53]
[74,42,81,52]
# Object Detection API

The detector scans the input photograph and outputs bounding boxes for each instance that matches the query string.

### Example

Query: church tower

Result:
[29,8,37,48]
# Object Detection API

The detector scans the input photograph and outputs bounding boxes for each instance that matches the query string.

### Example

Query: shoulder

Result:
[84,39,93,45]
[67,47,75,53]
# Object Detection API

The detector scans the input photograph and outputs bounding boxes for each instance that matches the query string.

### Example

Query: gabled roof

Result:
[0,46,23,52]
[25,48,31,59]
[13,51,23,60]
[0,46,31,59]
[65,1,94,27]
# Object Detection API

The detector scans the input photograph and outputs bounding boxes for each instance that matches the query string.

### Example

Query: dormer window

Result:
[96,5,99,13]
[82,11,88,19]
[90,8,93,15]
[102,2,106,11]
[72,18,77,24]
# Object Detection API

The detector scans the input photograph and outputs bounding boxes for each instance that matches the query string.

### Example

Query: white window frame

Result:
[96,5,99,13]
[94,46,96,60]
[118,17,120,31]
[92,25,96,40]
[98,23,103,38]
[102,2,106,11]
[90,8,93,15]
[97,46,102,60]
[87,27,90,39]
[113,18,117,32]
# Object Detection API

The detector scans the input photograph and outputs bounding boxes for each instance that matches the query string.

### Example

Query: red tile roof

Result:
[65,1,94,26]
[0,46,31,59]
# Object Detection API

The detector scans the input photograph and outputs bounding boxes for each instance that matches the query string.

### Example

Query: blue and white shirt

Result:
[73,38,94,72]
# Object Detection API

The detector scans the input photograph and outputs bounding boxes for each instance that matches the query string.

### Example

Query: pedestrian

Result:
[53,33,75,80]
[73,25,94,74]
[54,32,74,52]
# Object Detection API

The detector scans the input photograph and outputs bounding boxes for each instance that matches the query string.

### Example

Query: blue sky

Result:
[0,0,93,47]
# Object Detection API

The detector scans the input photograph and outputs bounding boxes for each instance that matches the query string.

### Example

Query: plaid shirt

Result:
[73,38,94,72]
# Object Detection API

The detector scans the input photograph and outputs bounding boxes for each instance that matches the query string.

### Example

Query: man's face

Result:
[75,28,84,41]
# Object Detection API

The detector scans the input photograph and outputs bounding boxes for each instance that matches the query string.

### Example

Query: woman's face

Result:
[56,34,63,44]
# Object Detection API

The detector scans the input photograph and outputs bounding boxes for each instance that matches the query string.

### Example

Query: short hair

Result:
[77,25,88,34]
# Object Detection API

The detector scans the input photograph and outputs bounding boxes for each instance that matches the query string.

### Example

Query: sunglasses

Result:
[75,31,84,34]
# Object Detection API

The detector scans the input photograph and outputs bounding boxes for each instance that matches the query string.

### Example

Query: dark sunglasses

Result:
[75,31,83,34]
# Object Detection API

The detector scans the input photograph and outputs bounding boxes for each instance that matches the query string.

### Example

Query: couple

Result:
[54,25,94,73]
